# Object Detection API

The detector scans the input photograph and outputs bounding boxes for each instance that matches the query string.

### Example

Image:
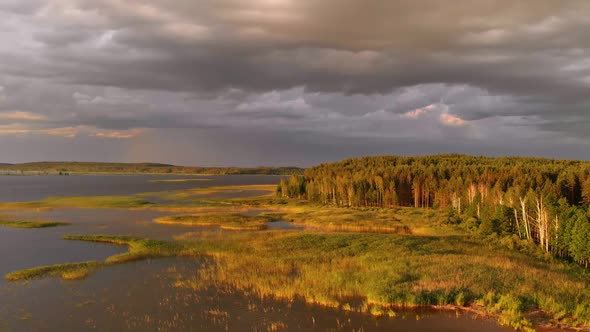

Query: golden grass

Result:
[0,219,69,228]
[155,213,274,230]
[250,205,458,236]
[6,223,590,330]
[172,229,590,331]
[139,184,276,203]
[0,195,152,211]
[5,261,99,281]
[5,235,190,281]
[149,178,212,183]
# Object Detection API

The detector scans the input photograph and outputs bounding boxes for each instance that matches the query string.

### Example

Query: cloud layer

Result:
[0,0,589,165]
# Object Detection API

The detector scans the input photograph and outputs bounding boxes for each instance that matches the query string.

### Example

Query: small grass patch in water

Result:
[139,184,276,204]
[0,195,153,211]
[5,261,99,281]
[0,219,70,228]
[42,196,153,209]
[149,178,212,183]
[63,235,186,264]
[4,235,194,282]
[155,213,275,230]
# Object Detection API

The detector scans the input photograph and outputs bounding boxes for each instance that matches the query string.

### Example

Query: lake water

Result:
[0,174,284,202]
[0,175,516,331]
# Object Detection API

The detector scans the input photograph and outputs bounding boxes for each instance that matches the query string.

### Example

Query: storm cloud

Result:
[0,0,589,166]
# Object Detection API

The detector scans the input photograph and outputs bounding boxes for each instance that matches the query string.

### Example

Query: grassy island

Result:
[0,219,70,228]
[155,213,275,230]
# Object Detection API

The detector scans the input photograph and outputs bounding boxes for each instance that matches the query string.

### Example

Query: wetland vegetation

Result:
[5,197,590,330]
[0,195,153,211]
[5,261,99,281]
[149,178,213,183]
[140,184,277,204]
[0,218,70,228]
[4,159,590,331]
[5,235,188,281]
[155,213,277,230]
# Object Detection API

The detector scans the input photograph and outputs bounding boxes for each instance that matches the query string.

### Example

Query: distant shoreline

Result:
[0,162,303,176]
[0,171,290,176]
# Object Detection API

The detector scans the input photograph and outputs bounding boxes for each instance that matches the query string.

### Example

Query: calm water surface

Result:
[0,175,515,331]
[0,174,284,202]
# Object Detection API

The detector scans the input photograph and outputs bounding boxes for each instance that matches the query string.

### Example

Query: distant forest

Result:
[278,154,590,268]
[0,162,304,176]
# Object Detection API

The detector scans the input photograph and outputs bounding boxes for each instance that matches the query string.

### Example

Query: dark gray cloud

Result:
[0,0,589,165]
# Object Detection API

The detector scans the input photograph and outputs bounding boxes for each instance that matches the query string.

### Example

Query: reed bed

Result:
[154,213,274,230]
[0,219,69,228]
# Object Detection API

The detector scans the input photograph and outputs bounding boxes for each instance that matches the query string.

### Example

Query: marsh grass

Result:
[149,178,212,183]
[0,219,69,228]
[155,213,276,230]
[0,195,152,211]
[4,235,194,282]
[252,205,456,236]
[220,222,268,231]
[6,227,590,330]
[139,184,276,205]
[173,230,590,331]
[5,261,99,281]
[146,205,259,214]
[63,235,187,263]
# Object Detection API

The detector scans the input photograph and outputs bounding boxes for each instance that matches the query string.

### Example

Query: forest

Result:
[277,154,590,268]
[0,162,303,176]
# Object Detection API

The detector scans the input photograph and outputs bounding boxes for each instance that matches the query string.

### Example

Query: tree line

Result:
[277,154,590,268]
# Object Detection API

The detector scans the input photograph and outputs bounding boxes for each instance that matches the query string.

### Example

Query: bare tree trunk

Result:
[468,184,476,205]
[554,216,559,253]
[452,193,461,214]
[535,197,545,250]
[535,196,550,252]
[519,196,531,240]
[347,185,353,207]
[513,208,522,238]
[332,186,336,205]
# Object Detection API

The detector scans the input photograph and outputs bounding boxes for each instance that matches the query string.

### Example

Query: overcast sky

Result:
[1,1,589,166]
